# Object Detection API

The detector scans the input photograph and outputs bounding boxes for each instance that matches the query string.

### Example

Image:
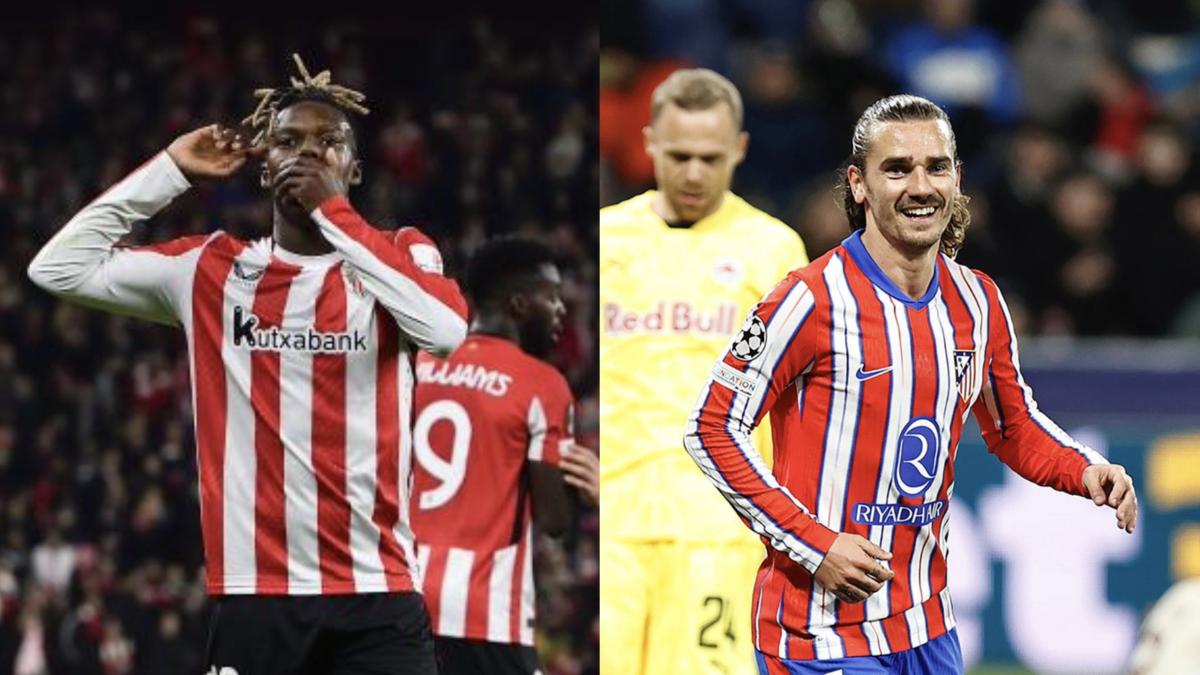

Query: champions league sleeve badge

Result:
[729,315,767,361]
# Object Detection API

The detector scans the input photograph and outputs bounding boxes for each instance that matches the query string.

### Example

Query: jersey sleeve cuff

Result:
[312,194,354,222]
[157,151,193,193]
[800,520,840,573]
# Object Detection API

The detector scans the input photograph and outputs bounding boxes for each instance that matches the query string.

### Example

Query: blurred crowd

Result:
[601,0,1200,337]
[0,8,597,675]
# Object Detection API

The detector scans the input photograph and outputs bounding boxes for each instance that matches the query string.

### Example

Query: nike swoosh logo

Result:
[855,364,894,381]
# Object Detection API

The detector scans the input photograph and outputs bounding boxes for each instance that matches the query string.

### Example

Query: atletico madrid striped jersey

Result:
[684,230,1107,660]
[411,334,574,646]
[27,151,469,596]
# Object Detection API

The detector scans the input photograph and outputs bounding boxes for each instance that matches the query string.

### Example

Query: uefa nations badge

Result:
[954,349,977,402]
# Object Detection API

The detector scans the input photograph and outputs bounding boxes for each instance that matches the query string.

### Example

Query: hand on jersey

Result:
[814,534,894,604]
[273,155,343,213]
[167,125,263,179]
[561,444,599,506]
[1082,463,1138,533]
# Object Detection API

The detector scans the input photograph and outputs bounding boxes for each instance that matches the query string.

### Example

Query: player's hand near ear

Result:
[167,124,263,179]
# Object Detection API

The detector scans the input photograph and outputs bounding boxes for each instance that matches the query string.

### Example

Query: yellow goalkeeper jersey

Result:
[600,190,809,542]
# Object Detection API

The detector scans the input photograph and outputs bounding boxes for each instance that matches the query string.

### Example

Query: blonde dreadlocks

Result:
[242,53,370,148]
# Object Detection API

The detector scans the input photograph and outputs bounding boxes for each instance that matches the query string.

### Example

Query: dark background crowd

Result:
[0,5,598,674]
[601,0,1200,337]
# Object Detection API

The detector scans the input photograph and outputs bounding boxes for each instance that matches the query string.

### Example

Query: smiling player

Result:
[684,94,1138,674]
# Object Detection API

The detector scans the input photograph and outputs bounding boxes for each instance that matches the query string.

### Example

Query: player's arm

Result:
[683,275,840,571]
[26,126,245,322]
[528,375,579,537]
[971,273,1137,532]
[529,462,570,537]
[561,443,598,506]
[273,153,465,355]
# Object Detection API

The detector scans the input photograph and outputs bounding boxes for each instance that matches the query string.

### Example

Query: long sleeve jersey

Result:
[28,151,468,596]
[684,230,1105,660]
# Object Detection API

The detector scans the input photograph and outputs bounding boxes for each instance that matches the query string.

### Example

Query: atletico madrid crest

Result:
[954,349,977,402]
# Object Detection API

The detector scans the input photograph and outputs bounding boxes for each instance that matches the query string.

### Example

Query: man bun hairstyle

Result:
[837,94,971,257]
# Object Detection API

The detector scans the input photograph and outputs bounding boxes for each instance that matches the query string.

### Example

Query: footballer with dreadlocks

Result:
[28,55,466,674]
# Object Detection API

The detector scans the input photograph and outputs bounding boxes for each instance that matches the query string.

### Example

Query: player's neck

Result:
[273,210,335,256]
[651,190,722,225]
[470,314,520,345]
[860,225,939,301]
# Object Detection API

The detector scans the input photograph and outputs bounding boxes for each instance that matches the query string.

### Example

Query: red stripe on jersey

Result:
[312,265,354,593]
[119,234,212,257]
[422,548,447,625]
[315,198,468,321]
[371,310,410,591]
[465,556,491,638]
[779,566,815,660]
[882,607,913,653]
[251,260,301,591]
[192,235,247,594]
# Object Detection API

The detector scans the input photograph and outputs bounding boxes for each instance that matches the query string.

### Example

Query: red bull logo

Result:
[604,301,739,336]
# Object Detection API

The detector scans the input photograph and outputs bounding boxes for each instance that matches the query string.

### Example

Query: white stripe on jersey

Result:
[519,525,535,645]
[282,277,320,593]
[488,545,517,642]
[940,587,957,631]
[396,356,420,587]
[439,548,474,637]
[222,249,260,592]
[810,255,861,658]
[526,397,547,461]
[345,308,385,592]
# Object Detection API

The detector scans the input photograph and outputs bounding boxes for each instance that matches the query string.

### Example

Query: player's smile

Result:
[896,200,944,227]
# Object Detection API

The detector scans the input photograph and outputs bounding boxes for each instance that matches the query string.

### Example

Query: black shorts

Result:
[434,636,542,675]
[205,592,436,675]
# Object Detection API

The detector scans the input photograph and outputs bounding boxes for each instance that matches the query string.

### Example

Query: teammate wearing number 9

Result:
[411,237,595,675]
[684,95,1137,674]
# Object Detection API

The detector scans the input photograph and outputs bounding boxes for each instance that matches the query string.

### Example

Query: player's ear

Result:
[349,159,363,186]
[260,163,270,189]
[734,131,749,165]
[642,125,655,157]
[848,165,867,204]
[509,293,530,319]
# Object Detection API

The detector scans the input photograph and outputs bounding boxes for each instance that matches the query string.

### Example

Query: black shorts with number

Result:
[434,636,542,675]
[205,592,436,675]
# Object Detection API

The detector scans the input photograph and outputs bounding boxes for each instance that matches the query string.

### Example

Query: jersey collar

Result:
[271,241,341,267]
[842,230,940,310]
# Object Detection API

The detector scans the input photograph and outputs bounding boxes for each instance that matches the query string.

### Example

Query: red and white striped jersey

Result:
[684,230,1106,660]
[27,152,469,596]
[410,334,574,646]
